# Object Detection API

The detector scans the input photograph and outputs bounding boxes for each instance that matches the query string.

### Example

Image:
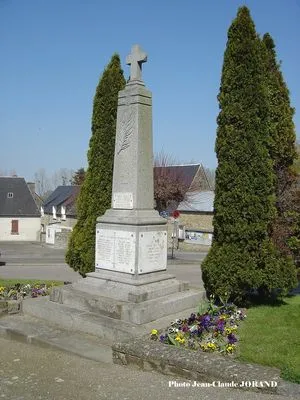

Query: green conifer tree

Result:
[295,143,300,174]
[201,7,297,304]
[262,33,299,265]
[66,54,126,276]
[262,33,297,182]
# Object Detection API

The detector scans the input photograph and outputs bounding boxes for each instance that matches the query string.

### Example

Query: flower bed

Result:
[150,296,246,355]
[0,283,51,301]
[0,282,60,315]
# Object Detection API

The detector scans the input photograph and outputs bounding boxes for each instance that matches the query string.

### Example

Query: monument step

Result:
[21,296,207,343]
[50,285,128,319]
[120,289,206,324]
[0,313,113,364]
[50,283,205,325]
[22,296,143,342]
[58,276,189,305]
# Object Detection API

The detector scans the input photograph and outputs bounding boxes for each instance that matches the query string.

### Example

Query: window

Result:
[7,192,13,198]
[11,220,19,235]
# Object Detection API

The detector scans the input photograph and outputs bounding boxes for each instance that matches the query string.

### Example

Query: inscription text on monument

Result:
[138,231,167,274]
[96,229,136,273]
[113,192,133,209]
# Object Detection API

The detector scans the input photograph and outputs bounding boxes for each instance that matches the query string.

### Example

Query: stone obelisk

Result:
[48,46,203,337]
[94,44,167,276]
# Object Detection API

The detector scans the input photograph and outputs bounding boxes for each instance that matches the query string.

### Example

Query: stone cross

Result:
[126,44,147,81]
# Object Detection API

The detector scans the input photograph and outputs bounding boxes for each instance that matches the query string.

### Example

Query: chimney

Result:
[27,182,36,195]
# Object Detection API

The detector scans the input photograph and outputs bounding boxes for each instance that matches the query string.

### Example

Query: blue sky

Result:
[1,0,300,182]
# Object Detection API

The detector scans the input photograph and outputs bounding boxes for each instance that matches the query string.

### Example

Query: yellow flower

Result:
[225,325,237,335]
[226,344,236,353]
[175,336,185,344]
[151,329,158,335]
[207,342,217,350]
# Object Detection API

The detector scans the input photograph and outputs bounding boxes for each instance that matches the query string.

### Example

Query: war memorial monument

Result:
[25,45,205,341]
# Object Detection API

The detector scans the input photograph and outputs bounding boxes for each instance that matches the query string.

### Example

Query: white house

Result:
[0,177,41,241]
[41,185,80,246]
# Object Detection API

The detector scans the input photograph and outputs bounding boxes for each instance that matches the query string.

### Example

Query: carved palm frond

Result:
[117,109,135,155]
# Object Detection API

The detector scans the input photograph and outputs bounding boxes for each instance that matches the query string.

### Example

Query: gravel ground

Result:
[0,337,292,400]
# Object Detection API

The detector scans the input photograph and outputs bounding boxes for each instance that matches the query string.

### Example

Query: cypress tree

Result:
[201,7,297,304]
[66,54,126,276]
[262,33,299,265]
[262,33,297,180]
[295,143,300,174]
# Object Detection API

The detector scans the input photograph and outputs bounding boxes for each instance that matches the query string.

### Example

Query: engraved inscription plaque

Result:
[138,230,167,274]
[96,229,136,273]
[113,192,133,209]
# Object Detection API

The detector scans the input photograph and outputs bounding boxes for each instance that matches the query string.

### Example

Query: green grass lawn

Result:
[0,278,63,287]
[238,295,300,383]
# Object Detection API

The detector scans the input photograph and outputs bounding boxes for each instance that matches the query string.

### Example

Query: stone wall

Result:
[166,212,213,252]
[179,212,213,232]
[54,229,72,248]
[41,214,77,230]
[112,339,299,398]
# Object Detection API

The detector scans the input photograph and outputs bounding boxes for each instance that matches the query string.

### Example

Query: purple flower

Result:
[227,333,237,344]
[200,314,211,329]
[216,319,225,333]
[188,313,196,324]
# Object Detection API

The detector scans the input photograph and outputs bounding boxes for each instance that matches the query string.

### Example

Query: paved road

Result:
[0,242,66,265]
[0,336,289,400]
[0,241,207,265]
[0,262,205,289]
[0,242,206,288]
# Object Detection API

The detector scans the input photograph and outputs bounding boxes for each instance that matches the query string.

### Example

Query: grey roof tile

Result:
[43,186,80,216]
[154,164,200,188]
[0,177,40,216]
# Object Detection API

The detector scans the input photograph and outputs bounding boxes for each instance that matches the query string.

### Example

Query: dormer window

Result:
[61,205,66,221]
[7,192,13,198]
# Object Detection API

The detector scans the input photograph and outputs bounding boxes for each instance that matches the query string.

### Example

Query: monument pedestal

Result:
[95,220,167,275]
[49,270,204,326]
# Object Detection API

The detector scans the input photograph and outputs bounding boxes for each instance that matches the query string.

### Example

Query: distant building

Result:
[0,177,41,241]
[41,185,80,246]
[154,163,213,215]
[177,190,214,248]
[42,185,80,225]
[27,181,43,209]
[41,165,214,247]
[155,163,212,190]
[155,164,214,250]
